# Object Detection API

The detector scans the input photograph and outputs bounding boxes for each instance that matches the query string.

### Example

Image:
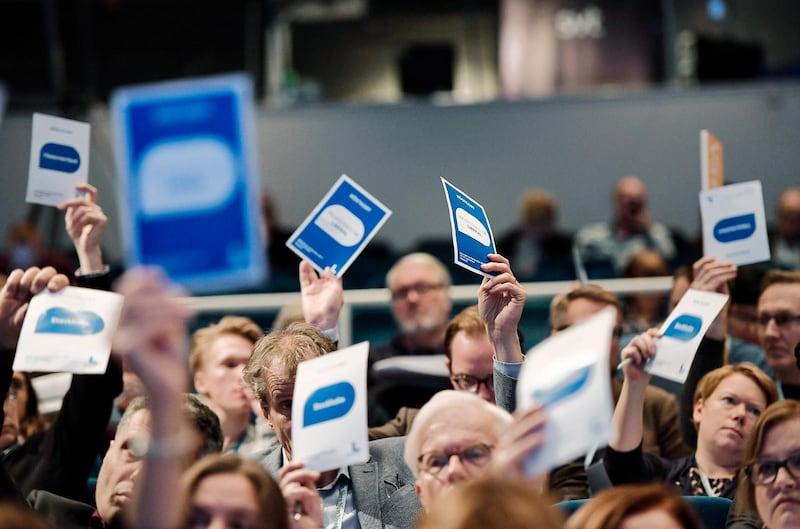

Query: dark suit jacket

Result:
[260,436,421,529]
[368,407,418,441]
[27,489,99,529]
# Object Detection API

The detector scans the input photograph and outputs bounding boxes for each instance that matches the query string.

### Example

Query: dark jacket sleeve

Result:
[548,457,589,501]
[5,269,123,502]
[680,337,725,449]
[0,347,26,504]
[604,442,673,486]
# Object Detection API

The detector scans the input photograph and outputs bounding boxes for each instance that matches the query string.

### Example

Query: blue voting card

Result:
[286,174,391,277]
[441,177,497,277]
[110,73,266,294]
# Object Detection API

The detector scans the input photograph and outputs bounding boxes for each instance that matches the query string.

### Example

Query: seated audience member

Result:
[403,390,547,513]
[769,187,800,271]
[242,321,421,529]
[574,176,679,275]
[736,400,800,529]
[670,260,774,386]
[28,267,224,529]
[621,249,670,335]
[757,270,800,396]
[496,189,573,281]
[607,328,778,498]
[179,454,297,529]
[369,252,454,422]
[241,261,419,529]
[414,476,564,529]
[190,315,276,455]
[564,483,704,529]
[2,186,126,503]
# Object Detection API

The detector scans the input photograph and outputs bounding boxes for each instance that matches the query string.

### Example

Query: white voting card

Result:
[516,307,616,478]
[700,180,770,266]
[287,175,392,277]
[14,286,124,374]
[645,288,729,383]
[441,177,497,278]
[291,341,370,472]
[27,113,90,206]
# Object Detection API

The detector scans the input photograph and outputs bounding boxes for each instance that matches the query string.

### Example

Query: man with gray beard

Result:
[368,253,454,423]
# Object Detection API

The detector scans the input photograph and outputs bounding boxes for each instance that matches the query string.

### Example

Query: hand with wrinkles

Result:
[58,183,108,274]
[299,260,343,334]
[479,254,527,362]
[279,461,324,529]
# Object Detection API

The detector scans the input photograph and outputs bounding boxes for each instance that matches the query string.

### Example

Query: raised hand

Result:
[58,183,108,274]
[279,460,324,529]
[299,260,343,334]
[479,254,527,362]
[0,266,69,347]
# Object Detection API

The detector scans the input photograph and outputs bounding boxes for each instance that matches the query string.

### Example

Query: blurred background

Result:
[1,0,798,294]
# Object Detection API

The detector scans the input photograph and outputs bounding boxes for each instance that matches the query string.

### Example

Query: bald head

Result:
[614,176,650,232]
[777,187,800,242]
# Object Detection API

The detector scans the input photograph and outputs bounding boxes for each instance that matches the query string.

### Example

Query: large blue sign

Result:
[111,73,266,294]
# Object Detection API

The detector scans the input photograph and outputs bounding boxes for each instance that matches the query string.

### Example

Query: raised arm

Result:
[114,268,193,529]
[609,328,660,452]
[299,260,343,338]
[58,183,108,275]
[479,254,526,363]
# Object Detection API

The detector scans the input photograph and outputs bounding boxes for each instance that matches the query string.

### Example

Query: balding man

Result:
[574,176,679,274]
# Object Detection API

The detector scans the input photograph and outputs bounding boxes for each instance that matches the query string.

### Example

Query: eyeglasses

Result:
[746,452,800,486]
[758,313,800,329]
[417,443,493,475]
[451,374,493,394]
[390,282,444,301]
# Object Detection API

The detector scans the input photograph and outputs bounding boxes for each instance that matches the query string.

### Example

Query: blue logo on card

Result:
[35,307,104,335]
[530,365,592,407]
[713,213,756,243]
[303,381,355,427]
[663,314,703,341]
[39,143,81,173]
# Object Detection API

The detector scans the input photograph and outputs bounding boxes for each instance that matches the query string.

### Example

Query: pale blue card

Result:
[110,73,266,294]
[441,177,497,277]
[286,174,392,277]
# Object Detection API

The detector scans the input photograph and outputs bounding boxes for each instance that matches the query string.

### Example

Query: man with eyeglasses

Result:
[757,270,800,398]
[368,253,454,423]
[403,389,546,512]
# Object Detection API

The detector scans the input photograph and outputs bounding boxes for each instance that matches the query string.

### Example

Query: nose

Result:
[477,384,494,403]
[763,317,782,338]
[774,466,799,489]
[443,454,469,483]
[731,403,747,423]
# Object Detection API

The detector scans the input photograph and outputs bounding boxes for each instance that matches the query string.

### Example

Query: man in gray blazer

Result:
[243,318,421,529]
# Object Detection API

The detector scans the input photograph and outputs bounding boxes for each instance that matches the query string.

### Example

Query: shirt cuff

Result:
[493,356,524,379]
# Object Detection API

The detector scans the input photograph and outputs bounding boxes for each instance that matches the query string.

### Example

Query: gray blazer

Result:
[261,436,421,529]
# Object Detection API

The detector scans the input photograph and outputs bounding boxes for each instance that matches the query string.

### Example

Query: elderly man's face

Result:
[758,283,800,377]
[262,362,295,460]
[414,408,499,511]
[447,331,495,403]
[390,262,452,338]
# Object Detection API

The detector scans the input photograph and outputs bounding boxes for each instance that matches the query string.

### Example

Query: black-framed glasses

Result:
[417,443,493,475]
[390,282,444,301]
[451,374,493,394]
[746,452,800,486]
[758,313,800,330]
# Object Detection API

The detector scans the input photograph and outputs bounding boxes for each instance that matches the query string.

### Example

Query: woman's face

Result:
[754,418,800,529]
[694,374,767,464]
[619,508,683,529]
[189,472,263,529]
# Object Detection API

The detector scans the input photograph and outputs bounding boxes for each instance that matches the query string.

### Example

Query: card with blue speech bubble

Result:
[699,180,770,266]
[516,306,616,478]
[110,73,267,294]
[645,288,729,383]
[441,177,497,278]
[26,113,90,206]
[13,286,124,374]
[291,341,369,472]
[286,174,392,277]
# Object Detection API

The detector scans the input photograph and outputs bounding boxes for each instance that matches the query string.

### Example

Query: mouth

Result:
[722,427,744,439]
